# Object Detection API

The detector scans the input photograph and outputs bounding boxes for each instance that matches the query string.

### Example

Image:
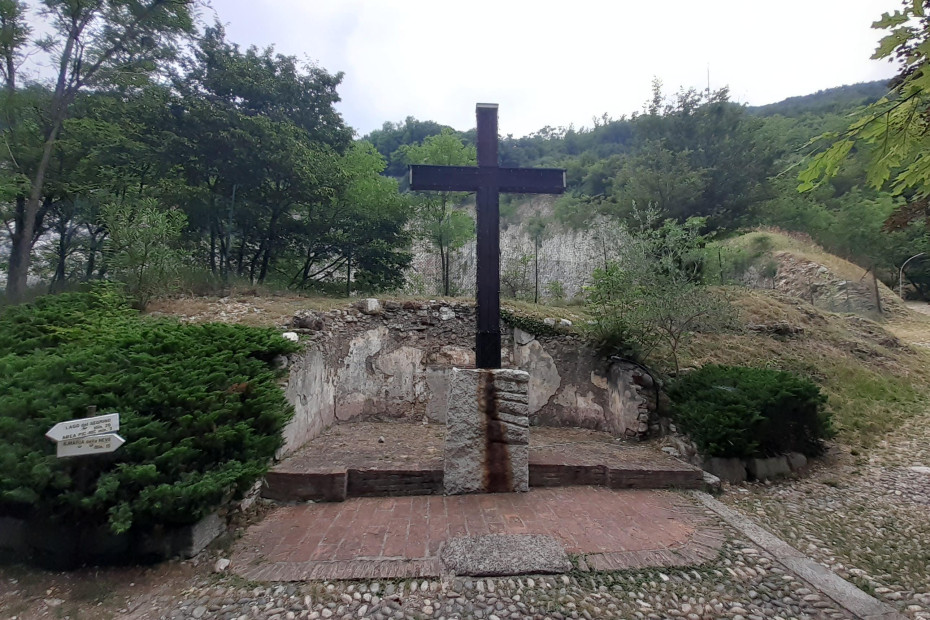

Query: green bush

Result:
[0,285,297,534]
[667,365,832,459]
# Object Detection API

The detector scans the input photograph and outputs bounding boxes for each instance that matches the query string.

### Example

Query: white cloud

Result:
[215,0,898,137]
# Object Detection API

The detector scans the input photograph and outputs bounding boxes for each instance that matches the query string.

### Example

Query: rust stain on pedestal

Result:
[478,370,513,492]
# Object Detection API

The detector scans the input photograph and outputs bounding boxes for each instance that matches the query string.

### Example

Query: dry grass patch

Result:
[683,288,930,449]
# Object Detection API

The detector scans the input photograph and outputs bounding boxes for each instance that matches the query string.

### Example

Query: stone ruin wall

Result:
[279,299,657,457]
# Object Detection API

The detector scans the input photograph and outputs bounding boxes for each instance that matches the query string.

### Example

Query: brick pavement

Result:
[263,423,703,502]
[231,487,725,581]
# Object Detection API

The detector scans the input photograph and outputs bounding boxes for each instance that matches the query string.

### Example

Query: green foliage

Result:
[500,308,563,337]
[501,253,533,300]
[799,3,930,212]
[1,23,413,297]
[402,129,477,295]
[585,211,735,371]
[101,198,187,308]
[0,287,297,534]
[364,116,452,177]
[546,280,566,302]
[2,0,198,299]
[667,365,832,459]
[748,81,887,117]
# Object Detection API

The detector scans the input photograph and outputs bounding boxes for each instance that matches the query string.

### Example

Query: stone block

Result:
[445,368,530,495]
[440,534,571,576]
[748,456,791,480]
[425,368,450,423]
[703,457,747,484]
[702,471,723,494]
[786,452,808,472]
[514,328,535,346]
[137,512,225,560]
[357,298,382,315]
[174,512,226,559]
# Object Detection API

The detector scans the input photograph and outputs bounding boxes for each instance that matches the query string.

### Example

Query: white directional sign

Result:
[55,432,125,458]
[45,413,119,442]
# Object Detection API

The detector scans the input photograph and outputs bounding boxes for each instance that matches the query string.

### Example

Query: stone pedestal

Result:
[445,368,530,494]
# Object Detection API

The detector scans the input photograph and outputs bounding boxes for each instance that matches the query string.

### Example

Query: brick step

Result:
[263,458,703,503]
[263,422,704,503]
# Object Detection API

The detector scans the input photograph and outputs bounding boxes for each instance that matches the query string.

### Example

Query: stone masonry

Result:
[444,368,530,495]
[280,300,658,457]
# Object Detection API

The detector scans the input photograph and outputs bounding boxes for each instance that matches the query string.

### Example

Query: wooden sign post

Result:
[46,408,124,458]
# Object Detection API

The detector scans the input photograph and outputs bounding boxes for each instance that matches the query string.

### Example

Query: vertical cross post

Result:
[408,104,565,371]
[475,103,501,369]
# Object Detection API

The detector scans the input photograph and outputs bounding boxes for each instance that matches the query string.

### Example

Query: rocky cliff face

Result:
[406,196,623,300]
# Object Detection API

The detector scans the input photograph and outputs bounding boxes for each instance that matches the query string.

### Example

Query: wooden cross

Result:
[409,103,566,369]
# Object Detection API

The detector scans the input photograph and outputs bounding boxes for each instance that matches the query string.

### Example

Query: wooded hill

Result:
[366,79,928,298]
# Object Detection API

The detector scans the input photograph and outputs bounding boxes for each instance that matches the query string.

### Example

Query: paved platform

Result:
[263,423,704,502]
[231,487,725,581]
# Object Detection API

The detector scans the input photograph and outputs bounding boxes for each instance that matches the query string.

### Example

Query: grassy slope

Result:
[688,231,930,448]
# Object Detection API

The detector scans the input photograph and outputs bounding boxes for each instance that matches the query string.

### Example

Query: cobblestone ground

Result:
[723,436,930,620]
[1,510,856,620]
[126,534,851,620]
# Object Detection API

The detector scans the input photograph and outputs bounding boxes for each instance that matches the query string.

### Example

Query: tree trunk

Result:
[6,121,69,298]
[51,226,70,289]
[440,245,449,296]
[534,238,540,304]
[248,243,262,284]
[236,235,247,276]
[209,223,217,275]
[345,250,352,297]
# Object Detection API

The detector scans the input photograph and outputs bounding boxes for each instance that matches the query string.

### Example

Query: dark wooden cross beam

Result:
[409,103,566,369]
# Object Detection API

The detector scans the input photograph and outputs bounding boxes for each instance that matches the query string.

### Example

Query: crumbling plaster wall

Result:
[279,299,657,456]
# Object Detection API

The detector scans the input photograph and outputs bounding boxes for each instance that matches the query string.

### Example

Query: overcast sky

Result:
[210,0,899,138]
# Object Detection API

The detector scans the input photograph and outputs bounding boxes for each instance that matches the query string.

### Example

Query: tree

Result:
[586,209,733,373]
[162,25,359,287]
[607,140,707,221]
[401,129,477,296]
[799,1,930,228]
[364,116,450,177]
[101,197,187,307]
[2,0,197,301]
[633,85,775,226]
[526,215,548,303]
[302,141,412,294]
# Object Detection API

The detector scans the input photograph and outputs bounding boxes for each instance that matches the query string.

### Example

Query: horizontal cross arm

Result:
[409,165,479,192]
[409,164,566,195]
[497,167,566,194]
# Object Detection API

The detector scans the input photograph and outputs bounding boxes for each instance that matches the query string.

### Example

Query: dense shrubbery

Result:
[584,212,735,372]
[668,365,832,459]
[0,286,297,534]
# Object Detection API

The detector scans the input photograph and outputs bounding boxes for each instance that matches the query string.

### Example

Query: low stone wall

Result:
[0,513,224,569]
[279,299,658,456]
[662,433,810,483]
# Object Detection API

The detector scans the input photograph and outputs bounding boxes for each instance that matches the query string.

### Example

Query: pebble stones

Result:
[727,451,930,617]
[154,537,846,620]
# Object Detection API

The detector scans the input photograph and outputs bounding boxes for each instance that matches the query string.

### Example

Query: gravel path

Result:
[129,534,851,620]
[723,444,930,620]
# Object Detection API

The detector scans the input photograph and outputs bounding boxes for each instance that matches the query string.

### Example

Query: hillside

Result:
[747,80,889,117]
[686,231,930,449]
[151,229,930,450]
